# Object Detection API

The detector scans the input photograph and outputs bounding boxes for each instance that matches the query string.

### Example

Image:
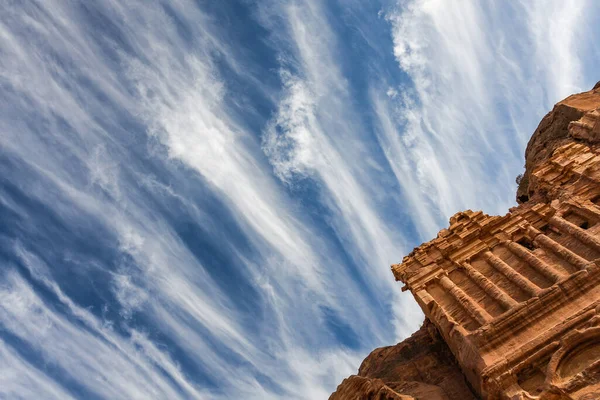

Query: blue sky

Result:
[1,1,599,398]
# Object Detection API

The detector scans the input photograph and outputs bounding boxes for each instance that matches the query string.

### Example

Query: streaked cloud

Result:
[384,0,598,225]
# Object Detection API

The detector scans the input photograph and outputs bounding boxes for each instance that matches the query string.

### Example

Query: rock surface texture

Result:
[517,86,600,203]
[330,320,477,400]
[331,83,600,400]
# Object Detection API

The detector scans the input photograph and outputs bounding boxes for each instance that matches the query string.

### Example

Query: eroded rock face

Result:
[329,320,478,400]
[329,376,413,400]
[517,82,600,203]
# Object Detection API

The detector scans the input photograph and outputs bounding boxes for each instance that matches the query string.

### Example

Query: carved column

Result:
[505,241,565,282]
[549,215,600,253]
[482,251,540,297]
[461,262,518,309]
[528,228,591,270]
[439,275,493,326]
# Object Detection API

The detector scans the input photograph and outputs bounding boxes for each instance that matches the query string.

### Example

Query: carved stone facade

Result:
[394,142,600,399]
[330,85,600,400]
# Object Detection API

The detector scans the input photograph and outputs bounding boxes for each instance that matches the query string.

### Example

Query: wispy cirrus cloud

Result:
[259,0,423,338]
[0,337,75,400]
[1,1,394,398]
[382,0,599,229]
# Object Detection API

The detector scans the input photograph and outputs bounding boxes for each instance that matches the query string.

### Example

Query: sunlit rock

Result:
[332,83,600,400]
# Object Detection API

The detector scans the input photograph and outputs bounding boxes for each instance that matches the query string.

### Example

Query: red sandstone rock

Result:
[329,320,478,400]
[332,84,600,400]
[329,376,413,400]
[517,82,600,203]
[391,86,600,399]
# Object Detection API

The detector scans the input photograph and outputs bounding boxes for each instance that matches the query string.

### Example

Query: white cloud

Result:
[1,1,378,397]
[525,0,588,99]
[384,0,595,226]
[259,0,423,338]
[0,269,205,399]
[0,338,75,400]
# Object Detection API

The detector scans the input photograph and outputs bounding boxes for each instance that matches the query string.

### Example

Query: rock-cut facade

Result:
[331,84,600,400]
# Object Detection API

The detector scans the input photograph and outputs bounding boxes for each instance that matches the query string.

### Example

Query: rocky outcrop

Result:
[329,376,413,400]
[329,320,478,400]
[517,83,600,203]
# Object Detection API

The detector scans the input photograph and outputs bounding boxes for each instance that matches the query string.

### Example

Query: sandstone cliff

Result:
[331,83,600,400]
